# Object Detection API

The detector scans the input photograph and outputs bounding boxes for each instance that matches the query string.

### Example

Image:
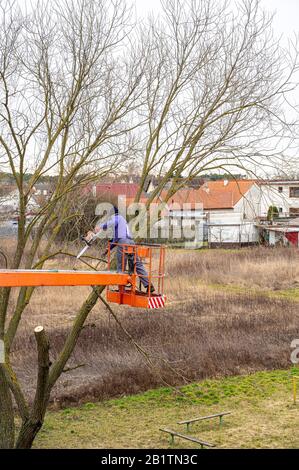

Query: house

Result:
[0,188,19,213]
[166,178,299,248]
[203,180,260,246]
[0,188,40,215]
[83,182,148,218]
[257,180,299,218]
[85,182,145,200]
[164,180,260,246]
[257,225,299,248]
[32,183,52,197]
[116,174,141,185]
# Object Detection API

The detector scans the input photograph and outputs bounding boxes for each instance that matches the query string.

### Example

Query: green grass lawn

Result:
[35,369,299,449]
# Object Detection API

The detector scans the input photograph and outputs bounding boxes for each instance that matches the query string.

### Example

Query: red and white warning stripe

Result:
[148,295,166,309]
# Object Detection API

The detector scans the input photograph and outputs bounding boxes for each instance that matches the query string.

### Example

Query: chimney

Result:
[202,182,209,193]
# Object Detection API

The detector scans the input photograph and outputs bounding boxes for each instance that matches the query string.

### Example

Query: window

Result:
[279,207,283,213]
[290,208,299,216]
[278,186,283,193]
[290,187,299,198]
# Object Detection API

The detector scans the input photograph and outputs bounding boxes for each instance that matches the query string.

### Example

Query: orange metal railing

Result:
[106,242,166,308]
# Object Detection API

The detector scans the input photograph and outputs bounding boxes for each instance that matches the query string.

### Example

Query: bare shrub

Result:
[11,287,298,408]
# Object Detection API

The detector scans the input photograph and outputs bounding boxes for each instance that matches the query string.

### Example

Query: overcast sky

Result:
[134,0,299,171]
[6,0,299,175]
[135,0,299,37]
[262,0,299,35]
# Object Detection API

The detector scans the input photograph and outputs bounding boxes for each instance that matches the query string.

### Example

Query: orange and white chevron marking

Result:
[148,295,166,309]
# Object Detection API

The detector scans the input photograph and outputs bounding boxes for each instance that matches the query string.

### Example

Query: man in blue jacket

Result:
[86,206,155,293]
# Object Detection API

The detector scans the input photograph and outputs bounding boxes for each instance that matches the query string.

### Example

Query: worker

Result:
[85,205,155,293]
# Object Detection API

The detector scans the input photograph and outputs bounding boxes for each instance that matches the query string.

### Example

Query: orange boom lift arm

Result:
[0,270,131,288]
[0,243,166,310]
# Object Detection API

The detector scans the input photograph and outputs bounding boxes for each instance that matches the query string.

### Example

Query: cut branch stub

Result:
[33,326,50,415]
[14,326,51,449]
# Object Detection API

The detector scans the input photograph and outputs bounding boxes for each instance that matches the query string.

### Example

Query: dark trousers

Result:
[116,238,149,288]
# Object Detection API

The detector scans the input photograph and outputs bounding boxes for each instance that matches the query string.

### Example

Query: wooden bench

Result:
[159,428,215,449]
[177,411,232,432]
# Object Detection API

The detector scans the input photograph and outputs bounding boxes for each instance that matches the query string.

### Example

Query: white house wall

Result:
[258,183,299,217]
[207,209,258,244]
[0,191,19,212]
[208,210,243,224]
[0,189,40,214]
[234,184,261,219]
[208,222,258,244]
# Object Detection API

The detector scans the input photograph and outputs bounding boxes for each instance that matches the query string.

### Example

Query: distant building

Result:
[80,177,299,248]
[0,188,19,213]
[257,223,299,248]
[92,182,145,199]
[163,180,259,246]
[32,183,51,197]
[258,180,299,218]
[0,188,40,215]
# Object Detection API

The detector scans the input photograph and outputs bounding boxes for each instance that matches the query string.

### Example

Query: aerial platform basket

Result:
[106,242,166,309]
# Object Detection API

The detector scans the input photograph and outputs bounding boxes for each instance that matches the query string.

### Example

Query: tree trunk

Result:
[0,365,15,448]
[16,326,50,449]
[15,419,43,449]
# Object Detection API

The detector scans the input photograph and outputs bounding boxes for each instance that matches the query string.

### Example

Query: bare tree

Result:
[0,0,146,448]
[134,0,299,216]
[0,0,298,449]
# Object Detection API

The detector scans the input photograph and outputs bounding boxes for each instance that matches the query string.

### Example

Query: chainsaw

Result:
[76,233,103,259]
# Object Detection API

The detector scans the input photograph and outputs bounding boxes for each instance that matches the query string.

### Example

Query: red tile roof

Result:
[165,180,255,210]
[95,183,143,198]
[166,188,232,210]
[203,180,256,206]
[84,179,255,210]
[82,183,145,200]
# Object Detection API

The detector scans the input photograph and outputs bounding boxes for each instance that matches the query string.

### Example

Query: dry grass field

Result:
[2,242,298,409]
